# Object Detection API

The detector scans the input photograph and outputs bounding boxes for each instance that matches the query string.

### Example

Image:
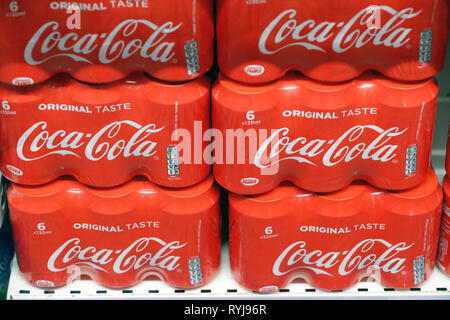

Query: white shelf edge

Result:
[7,243,450,300]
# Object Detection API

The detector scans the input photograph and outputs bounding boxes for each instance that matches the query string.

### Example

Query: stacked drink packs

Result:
[215,0,449,292]
[438,123,450,276]
[0,0,449,293]
[0,0,221,290]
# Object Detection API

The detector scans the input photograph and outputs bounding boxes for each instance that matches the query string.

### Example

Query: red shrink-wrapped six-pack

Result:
[0,0,214,85]
[229,169,443,293]
[446,121,450,174]
[0,73,211,188]
[7,175,221,289]
[212,72,438,195]
[438,176,450,276]
[437,124,450,276]
[217,0,449,83]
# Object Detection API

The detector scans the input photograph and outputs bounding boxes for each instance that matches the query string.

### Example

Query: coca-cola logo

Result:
[259,6,422,55]
[254,125,407,169]
[273,239,415,277]
[17,120,164,161]
[47,237,187,274]
[24,19,183,65]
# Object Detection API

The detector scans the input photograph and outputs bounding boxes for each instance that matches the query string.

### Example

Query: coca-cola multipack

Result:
[8,175,221,289]
[229,169,443,292]
[214,0,448,293]
[0,0,214,84]
[447,122,450,175]
[0,73,211,188]
[212,72,438,194]
[437,123,450,276]
[217,0,449,83]
[1,0,221,291]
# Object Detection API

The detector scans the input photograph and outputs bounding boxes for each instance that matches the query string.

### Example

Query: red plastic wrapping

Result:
[446,121,450,174]
[212,72,438,195]
[229,169,443,293]
[438,124,450,275]
[7,175,221,289]
[217,0,449,83]
[438,176,450,275]
[0,0,214,85]
[0,73,211,188]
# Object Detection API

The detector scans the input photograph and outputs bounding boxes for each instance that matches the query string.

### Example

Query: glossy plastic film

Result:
[0,0,214,85]
[438,176,450,275]
[446,121,450,174]
[0,73,211,188]
[229,169,443,293]
[217,0,449,83]
[212,72,438,195]
[438,124,450,275]
[7,175,221,289]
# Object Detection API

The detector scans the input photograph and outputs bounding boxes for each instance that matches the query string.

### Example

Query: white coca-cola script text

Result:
[273,239,414,277]
[254,125,407,168]
[17,120,164,161]
[47,237,187,273]
[259,6,421,54]
[25,19,182,65]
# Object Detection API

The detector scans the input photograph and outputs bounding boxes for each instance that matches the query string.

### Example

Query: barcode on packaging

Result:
[419,30,432,63]
[405,145,417,175]
[185,40,200,75]
[167,146,180,176]
[189,257,203,285]
[413,256,425,285]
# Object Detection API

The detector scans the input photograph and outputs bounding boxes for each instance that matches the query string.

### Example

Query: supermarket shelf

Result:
[7,244,450,300]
